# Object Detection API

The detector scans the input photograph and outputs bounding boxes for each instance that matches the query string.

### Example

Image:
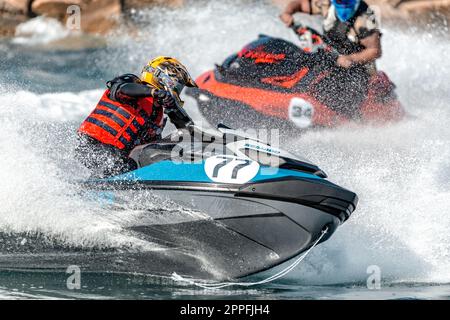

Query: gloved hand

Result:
[153,89,177,111]
[279,13,294,27]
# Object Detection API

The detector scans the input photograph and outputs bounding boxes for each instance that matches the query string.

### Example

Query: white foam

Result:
[13,16,73,46]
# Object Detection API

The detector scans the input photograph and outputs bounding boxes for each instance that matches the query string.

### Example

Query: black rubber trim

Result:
[82,180,242,192]
[98,101,132,119]
[82,177,358,221]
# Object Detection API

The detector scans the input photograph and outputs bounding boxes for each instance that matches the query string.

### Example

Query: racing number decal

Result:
[212,156,233,178]
[231,159,251,179]
[205,156,260,184]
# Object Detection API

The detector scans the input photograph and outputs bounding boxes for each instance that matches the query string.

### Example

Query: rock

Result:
[31,0,82,20]
[397,0,450,16]
[273,0,450,24]
[2,0,448,39]
[0,0,30,15]
[0,0,31,36]
[122,0,184,11]
[31,0,121,34]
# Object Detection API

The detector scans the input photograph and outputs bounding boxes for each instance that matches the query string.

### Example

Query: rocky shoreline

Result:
[0,0,184,37]
[1,0,449,38]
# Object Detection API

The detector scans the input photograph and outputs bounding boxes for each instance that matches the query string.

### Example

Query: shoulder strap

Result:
[348,1,369,27]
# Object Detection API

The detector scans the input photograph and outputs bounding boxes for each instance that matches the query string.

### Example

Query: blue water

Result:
[0,0,449,299]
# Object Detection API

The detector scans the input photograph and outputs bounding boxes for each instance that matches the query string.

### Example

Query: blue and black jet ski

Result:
[0,121,357,280]
[78,121,358,280]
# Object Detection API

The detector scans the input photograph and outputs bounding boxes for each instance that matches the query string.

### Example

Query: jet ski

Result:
[72,121,357,281]
[0,97,357,281]
[187,23,405,130]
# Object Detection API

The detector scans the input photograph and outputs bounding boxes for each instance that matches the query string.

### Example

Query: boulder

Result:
[0,0,30,15]
[2,0,447,38]
[273,0,450,23]
[0,0,186,36]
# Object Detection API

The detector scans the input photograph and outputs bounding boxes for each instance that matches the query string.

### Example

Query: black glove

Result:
[153,89,177,111]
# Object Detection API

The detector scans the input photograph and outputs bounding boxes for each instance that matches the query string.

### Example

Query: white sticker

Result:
[204,155,260,184]
[288,97,314,129]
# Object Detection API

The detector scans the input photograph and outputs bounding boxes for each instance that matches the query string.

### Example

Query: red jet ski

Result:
[187,25,405,130]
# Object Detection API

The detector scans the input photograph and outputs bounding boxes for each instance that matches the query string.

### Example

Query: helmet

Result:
[141,56,197,105]
[331,0,361,22]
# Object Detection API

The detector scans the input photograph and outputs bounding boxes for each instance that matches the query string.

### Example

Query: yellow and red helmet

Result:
[141,56,197,105]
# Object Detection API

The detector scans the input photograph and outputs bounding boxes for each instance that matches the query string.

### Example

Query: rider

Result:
[75,56,197,178]
[280,0,382,115]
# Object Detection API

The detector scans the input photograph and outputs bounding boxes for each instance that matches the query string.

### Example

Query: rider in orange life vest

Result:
[280,0,382,115]
[76,56,197,178]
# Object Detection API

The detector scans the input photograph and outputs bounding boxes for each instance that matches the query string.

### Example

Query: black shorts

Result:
[312,66,370,118]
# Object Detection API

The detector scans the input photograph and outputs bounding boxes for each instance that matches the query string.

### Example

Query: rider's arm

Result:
[285,0,312,14]
[165,108,193,129]
[150,89,193,129]
[337,7,382,68]
[280,0,314,26]
[116,83,153,99]
[344,31,382,67]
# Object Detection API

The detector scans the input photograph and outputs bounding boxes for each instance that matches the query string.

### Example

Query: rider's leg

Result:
[75,135,137,178]
[312,66,369,118]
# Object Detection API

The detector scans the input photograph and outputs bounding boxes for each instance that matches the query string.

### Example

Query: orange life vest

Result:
[78,90,164,151]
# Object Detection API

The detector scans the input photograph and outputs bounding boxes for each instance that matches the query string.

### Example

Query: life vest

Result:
[78,90,164,151]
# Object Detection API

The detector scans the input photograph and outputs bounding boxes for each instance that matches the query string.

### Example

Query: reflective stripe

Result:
[125,128,138,140]
[131,120,141,130]
[85,117,118,136]
[129,123,138,133]
[98,101,132,119]
[122,131,131,141]
[139,110,149,118]
[93,109,125,127]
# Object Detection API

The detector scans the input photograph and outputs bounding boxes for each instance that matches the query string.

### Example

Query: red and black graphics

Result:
[216,35,327,93]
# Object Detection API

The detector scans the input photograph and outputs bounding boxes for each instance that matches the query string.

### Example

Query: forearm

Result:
[283,0,308,14]
[117,83,153,99]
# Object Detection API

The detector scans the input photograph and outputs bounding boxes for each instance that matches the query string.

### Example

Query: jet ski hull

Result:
[0,126,358,281]
[0,187,345,280]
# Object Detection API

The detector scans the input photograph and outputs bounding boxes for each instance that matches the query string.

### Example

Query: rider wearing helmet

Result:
[280,0,382,115]
[76,56,197,177]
